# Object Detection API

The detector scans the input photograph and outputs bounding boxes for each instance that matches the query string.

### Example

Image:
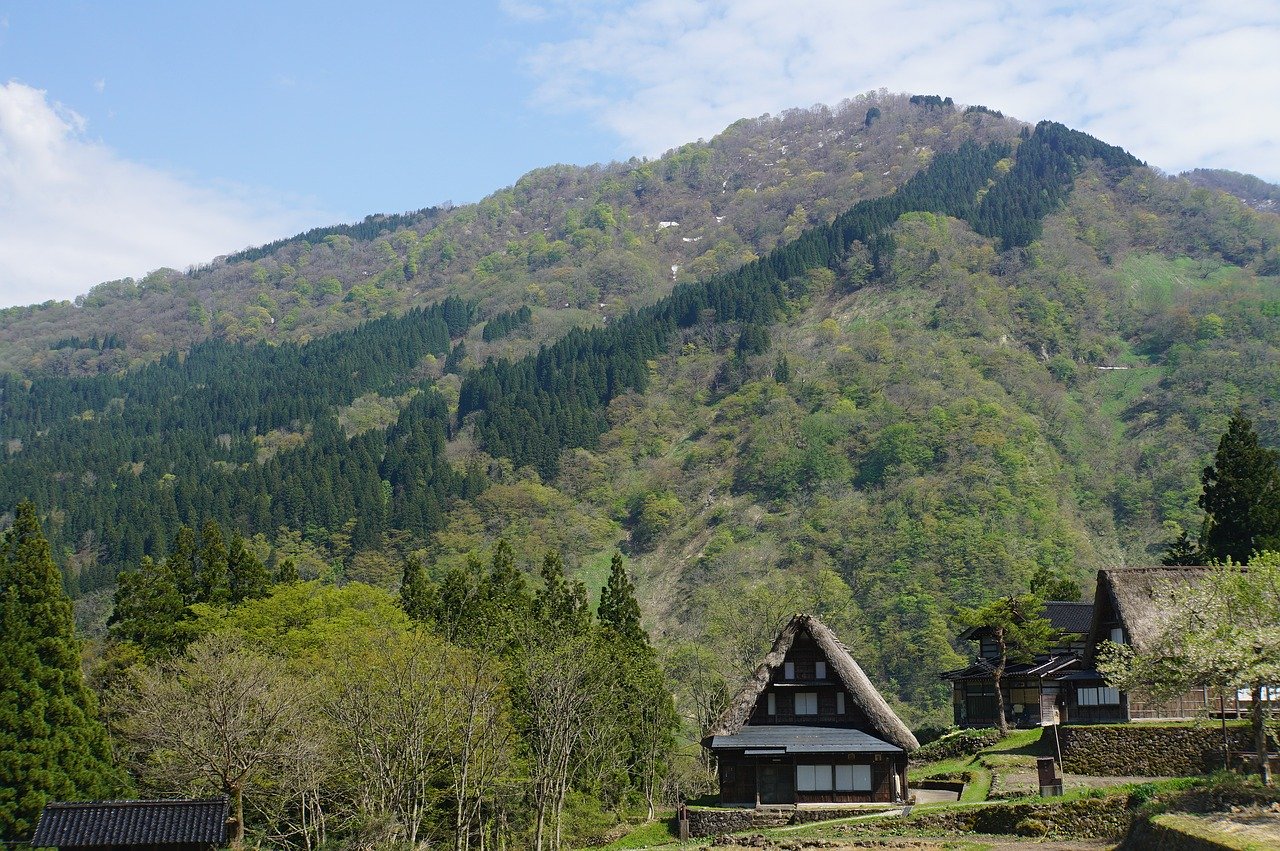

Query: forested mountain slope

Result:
[4,98,1280,728]
[0,92,1019,376]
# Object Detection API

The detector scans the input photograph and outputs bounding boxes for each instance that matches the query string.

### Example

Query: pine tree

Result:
[1161,529,1201,566]
[108,556,192,657]
[273,557,300,585]
[598,551,645,644]
[398,555,435,621]
[535,551,589,634]
[198,518,230,604]
[227,532,270,604]
[0,501,126,842]
[1199,409,1280,563]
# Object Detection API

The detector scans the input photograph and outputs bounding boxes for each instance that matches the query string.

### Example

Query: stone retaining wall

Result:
[684,807,754,837]
[898,795,1131,839]
[1060,725,1270,776]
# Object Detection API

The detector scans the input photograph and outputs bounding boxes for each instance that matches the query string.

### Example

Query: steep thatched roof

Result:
[1088,566,1210,654]
[706,613,919,751]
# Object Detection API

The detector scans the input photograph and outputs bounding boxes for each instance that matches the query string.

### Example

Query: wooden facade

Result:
[715,751,901,806]
[948,569,1268,729]
[703,615,916,807]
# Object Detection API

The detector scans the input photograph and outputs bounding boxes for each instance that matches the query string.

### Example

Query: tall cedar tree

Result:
[1198,410,1280,563]
[0,501,126,841]
[959,594,1054,736]
[399,555,436,622]
[227,531,271,604]
[108,556,192,657]
[598,552,645,644]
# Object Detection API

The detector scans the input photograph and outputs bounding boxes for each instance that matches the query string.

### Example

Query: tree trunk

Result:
[231,784,245,847]
[1253,683,1272,786]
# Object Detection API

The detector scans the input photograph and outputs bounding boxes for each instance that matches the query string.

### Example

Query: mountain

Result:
[4,92,1280,728]
[1182,168,1280,214]
[0,91,1020,376]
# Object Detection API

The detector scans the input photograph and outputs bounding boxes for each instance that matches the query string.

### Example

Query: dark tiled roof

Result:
[941,654,1081,681]
[708,724,902,754]
[1044,601,1094,634]
[958,600,1094,641]
[32,799,229,848]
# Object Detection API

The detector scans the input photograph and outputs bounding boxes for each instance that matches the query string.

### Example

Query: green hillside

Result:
[3,97,1280,733]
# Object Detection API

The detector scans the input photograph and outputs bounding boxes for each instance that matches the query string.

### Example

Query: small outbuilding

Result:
[703,613,918,806]
[31,798,230,851]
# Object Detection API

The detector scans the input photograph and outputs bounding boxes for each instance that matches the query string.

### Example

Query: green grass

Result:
[1153,813,1275,851]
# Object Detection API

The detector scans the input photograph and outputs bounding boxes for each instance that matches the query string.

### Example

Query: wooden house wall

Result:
[715,752,905,805]
[745,630,867,727]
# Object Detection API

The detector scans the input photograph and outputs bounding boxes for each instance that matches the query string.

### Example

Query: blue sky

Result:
[1,1,1278,307]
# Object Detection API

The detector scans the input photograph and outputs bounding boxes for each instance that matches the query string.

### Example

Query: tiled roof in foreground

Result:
[32,798,229,848]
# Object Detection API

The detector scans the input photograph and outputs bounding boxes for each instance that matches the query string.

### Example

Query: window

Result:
[1110,627,1125,644]
[796,764,832,791]
[1077,687,1121,706]
[801,764,870,792]
[836,692,846,714]
[835,764,872,791]
[784,662,795,680]
[795,692,818,714]
[767,693,776,715]
[815,661,827,680]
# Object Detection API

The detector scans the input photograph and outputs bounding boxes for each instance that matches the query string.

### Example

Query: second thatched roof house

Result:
[702,614,917,807]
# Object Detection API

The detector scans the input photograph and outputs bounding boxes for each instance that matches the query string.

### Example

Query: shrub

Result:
[913,727,1003,762]
[1014,816,1049,837]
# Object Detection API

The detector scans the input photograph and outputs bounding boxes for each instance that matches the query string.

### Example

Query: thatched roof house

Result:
[703,613,915,807]
[1085,566,1211,656]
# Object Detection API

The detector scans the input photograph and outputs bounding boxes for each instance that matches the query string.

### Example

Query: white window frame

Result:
[1110,627,1125,645]
[1077,686,1121,706]
[796,764,832,791]
[795,692,818,715]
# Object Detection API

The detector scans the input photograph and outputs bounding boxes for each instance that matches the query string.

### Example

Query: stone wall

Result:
[684,807,754,837]
[898,795,1132,840]
[789,805,897,823]
[1060,725,1272,776]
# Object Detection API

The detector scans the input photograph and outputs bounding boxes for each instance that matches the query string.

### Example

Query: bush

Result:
[913,723,955,747]
[1015,816,1048,837]
[913,727,1003,762]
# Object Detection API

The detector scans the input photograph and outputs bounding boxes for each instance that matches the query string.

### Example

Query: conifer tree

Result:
[108,556,192,657]
[598,551,645,644]
[198,519,230,604]
[0,501,125,842]
[535,551,589,635]
[1198,409,1280,564]
[399,555,436,622]
[227,531,270,604]
[168,525,199,604]
[273,557,300,585]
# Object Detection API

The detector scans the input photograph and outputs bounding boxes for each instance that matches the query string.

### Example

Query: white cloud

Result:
[518,0,1280,181]
[0,82,322,308]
